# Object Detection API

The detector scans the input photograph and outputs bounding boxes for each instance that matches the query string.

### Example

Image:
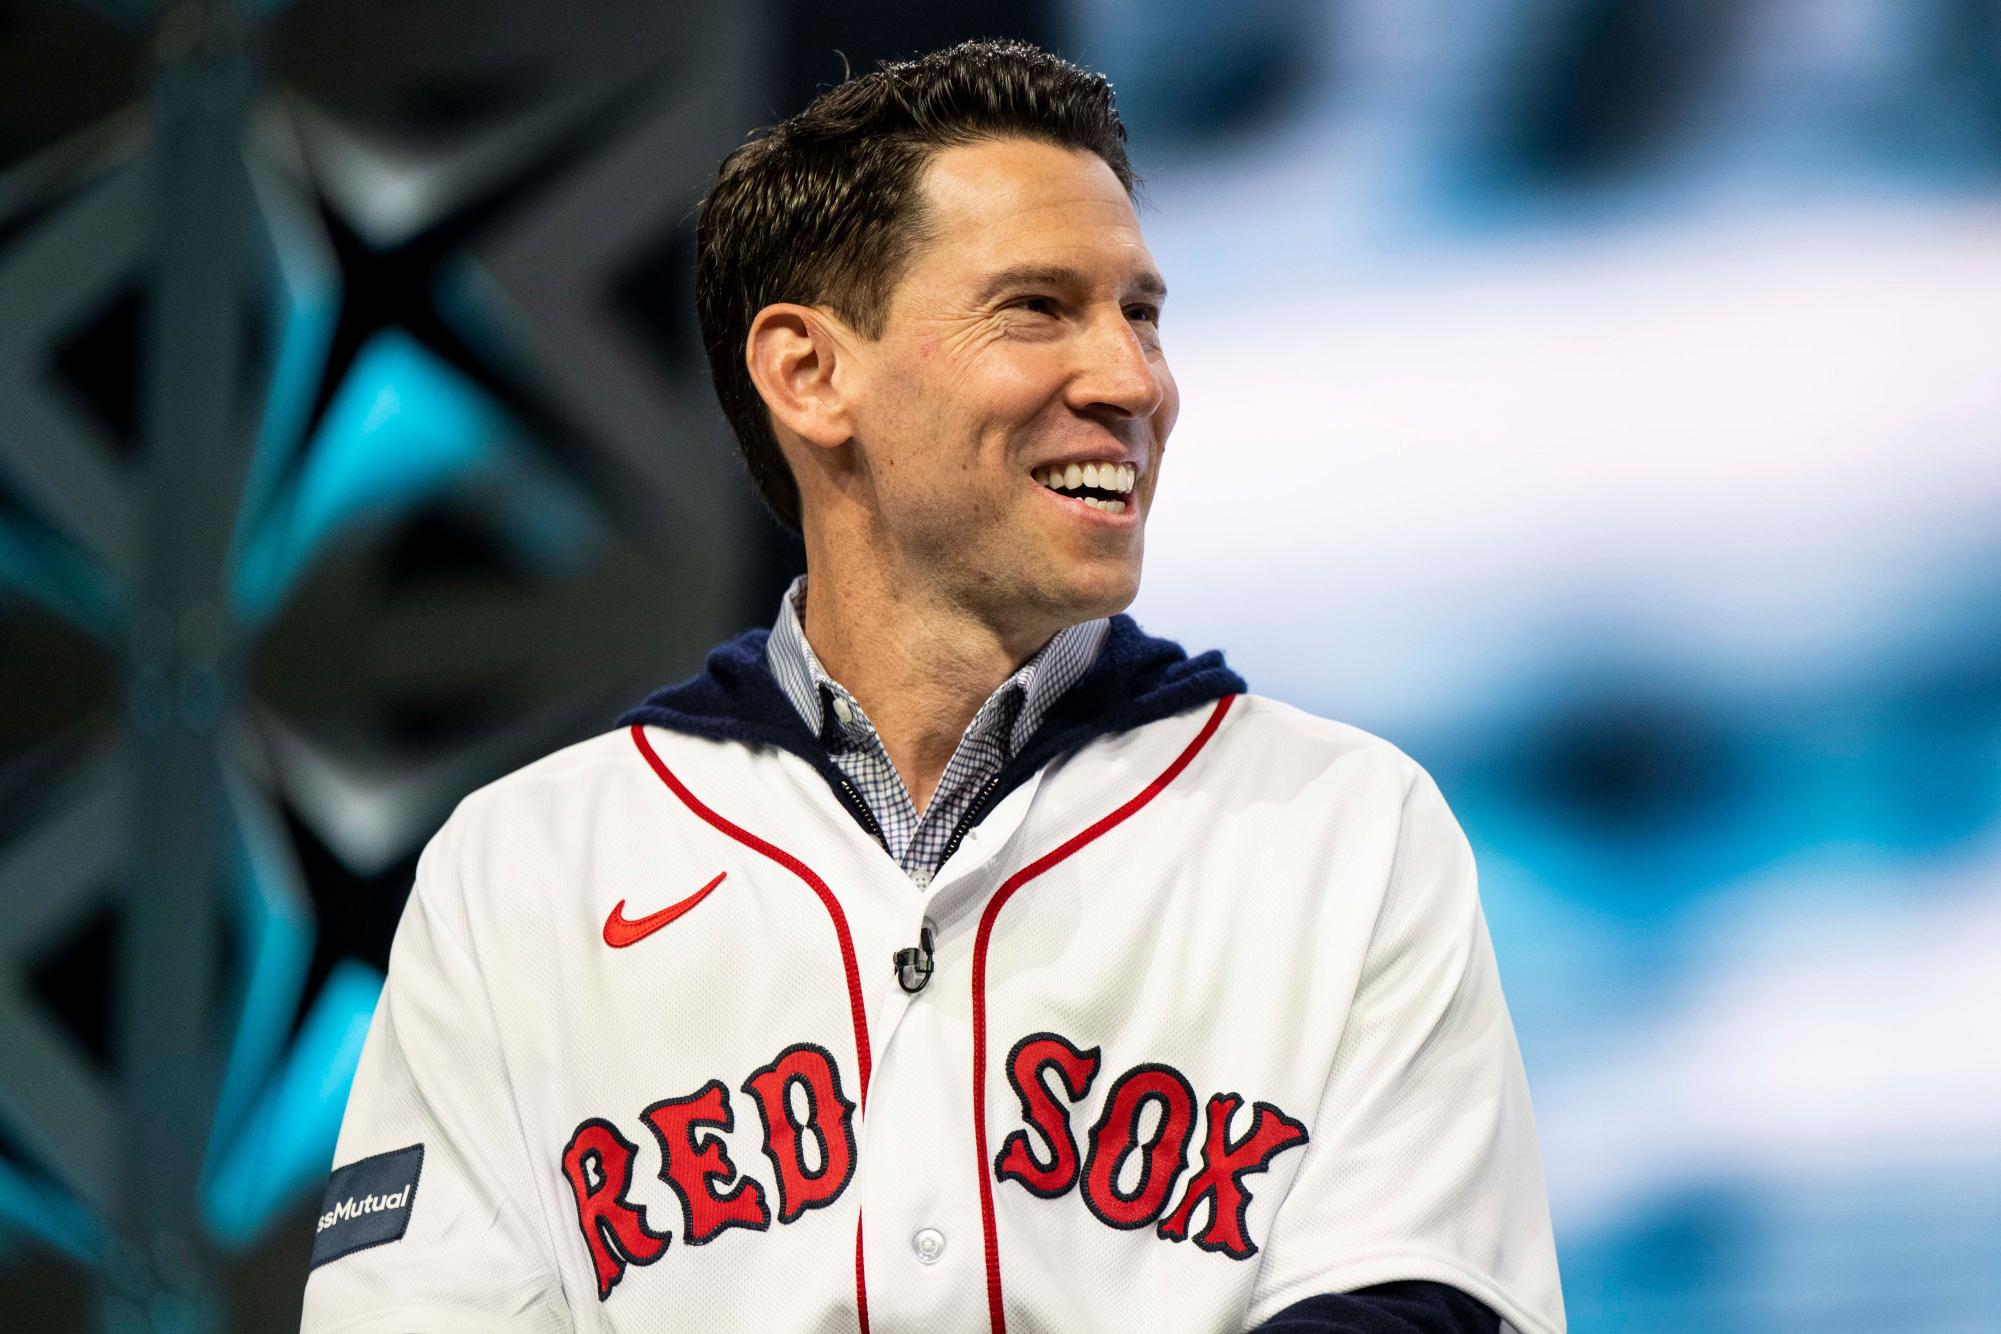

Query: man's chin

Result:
[1042,560,1142,627]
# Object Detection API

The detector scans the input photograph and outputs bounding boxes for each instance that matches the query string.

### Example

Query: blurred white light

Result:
[1533,840,2001,1230]
[1136,199,2001,726]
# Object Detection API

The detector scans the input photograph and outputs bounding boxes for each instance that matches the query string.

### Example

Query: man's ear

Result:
[745,303,853,450]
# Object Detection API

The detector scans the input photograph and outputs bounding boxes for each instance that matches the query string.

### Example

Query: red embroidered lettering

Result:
[1157,1093,1309,1259]
[1080,1063,1197,1229]
[741,1042,857,1224]
[641,1079,772,1244]
[994,1032,1101,1197]
[561,1118,669,1299]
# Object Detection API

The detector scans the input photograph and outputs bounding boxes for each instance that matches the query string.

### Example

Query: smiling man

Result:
[730,127,1170,829]
[302,40,1564,1334]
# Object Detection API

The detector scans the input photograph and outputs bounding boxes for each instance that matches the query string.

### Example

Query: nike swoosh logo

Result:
[603,871,727,948]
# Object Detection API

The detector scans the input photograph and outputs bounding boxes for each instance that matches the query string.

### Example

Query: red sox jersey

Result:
[301,629,1564,1334]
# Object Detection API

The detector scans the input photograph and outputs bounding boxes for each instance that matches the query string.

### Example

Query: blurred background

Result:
[0,0,1996,1328]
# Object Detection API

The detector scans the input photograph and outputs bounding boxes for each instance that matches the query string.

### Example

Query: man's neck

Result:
[800,568,1054,818]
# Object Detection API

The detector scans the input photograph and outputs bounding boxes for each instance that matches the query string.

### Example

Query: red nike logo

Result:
[603,871,727,948]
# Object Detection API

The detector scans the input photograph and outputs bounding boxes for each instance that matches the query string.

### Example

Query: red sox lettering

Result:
[563,1031,1306,1303]
[561,1042,852,1300]
[994,1032,1102,1197]
[739,1042,859,1225]
[561,1118,671,1300]
[995,1031,1310,1261]
[640,1080,771,1245]
[1154,1090,1312,1259]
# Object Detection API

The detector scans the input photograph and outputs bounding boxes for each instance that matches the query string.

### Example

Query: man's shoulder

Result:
[415,724,806,929]
[443,721,818,843]
[448,725,645,823]
[1082,690,1432,834]
[1216,691,1424,784]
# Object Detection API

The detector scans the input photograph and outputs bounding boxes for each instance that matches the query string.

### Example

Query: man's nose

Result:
[1069,313,1165,422]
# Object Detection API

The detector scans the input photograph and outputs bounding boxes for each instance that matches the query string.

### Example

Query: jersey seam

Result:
[1250,760,1422,1301]
[421,830,572,1308]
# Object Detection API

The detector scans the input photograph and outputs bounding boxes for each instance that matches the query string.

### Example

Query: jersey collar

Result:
[616,613,1246,842]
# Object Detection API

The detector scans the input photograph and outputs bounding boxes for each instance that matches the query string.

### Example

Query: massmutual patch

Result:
[311,1144,425,1270]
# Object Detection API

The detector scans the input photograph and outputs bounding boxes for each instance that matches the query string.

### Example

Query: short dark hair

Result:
[695,39,1135,532]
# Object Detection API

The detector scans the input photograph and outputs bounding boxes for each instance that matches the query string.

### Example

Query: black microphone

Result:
[894,923,936,994]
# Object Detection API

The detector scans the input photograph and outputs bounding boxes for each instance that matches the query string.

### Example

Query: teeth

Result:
[1109,499,1126,513]
[1035,462,1139,498]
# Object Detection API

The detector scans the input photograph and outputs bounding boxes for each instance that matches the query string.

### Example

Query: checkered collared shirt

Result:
[765,575,1108,886]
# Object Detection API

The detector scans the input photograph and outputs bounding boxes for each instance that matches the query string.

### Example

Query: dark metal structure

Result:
[0,1,1047,1326]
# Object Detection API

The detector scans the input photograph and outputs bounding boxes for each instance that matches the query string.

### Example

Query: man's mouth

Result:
[1033,461,1136,514]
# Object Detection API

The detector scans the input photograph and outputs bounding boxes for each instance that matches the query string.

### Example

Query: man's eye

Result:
[1125,304,1161,325]
[1011,295,1060,317]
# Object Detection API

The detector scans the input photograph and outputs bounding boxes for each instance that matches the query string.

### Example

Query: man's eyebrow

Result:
[971,264,1169,305]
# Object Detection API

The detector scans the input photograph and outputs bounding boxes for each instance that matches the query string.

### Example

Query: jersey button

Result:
[911,1227,946,1265]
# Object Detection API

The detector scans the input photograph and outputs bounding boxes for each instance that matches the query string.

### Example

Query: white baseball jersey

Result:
[301,687,1564,1333]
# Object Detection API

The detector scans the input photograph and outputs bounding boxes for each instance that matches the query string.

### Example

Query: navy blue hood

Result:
[616,614,1244,841]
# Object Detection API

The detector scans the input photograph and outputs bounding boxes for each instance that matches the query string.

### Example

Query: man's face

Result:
[840,136,1177,634]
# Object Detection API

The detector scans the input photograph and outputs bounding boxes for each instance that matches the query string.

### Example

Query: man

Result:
[301,40,1564,1334]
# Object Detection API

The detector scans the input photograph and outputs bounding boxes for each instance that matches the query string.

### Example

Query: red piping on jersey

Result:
[628,724,873,1334]
[970,694,1237,1334]
[855,1219,870,1333]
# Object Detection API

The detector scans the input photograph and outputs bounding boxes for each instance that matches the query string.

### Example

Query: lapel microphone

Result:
[894,922,936,993]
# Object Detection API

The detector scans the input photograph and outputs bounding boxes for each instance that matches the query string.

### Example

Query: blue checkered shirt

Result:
[765,575,1107,885]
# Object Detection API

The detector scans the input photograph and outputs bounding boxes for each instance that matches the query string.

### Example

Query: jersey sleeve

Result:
[1244,765,1566,1334]
[300,810,571,1334]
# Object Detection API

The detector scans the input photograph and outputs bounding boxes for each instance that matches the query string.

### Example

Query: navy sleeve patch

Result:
[310,1144,425,1270]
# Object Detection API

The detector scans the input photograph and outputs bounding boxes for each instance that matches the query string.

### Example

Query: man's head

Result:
[697,40,1175,637]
